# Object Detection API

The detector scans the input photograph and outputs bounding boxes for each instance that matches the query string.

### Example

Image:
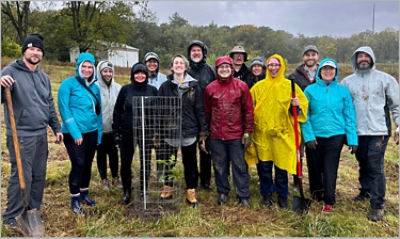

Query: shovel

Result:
[5,87,45,237]
[289,80,311,214]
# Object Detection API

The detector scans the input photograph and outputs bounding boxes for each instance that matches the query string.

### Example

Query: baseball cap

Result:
[302,45,319,55]
[320,60,336,68]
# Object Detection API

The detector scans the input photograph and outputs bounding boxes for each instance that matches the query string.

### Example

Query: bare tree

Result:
[1,1,30,44]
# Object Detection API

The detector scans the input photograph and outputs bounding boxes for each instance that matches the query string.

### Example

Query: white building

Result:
[69,41,139,68]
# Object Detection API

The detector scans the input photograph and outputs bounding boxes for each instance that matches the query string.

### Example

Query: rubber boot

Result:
[160,185,173,199]
[80,190,96,206]
[186,188,198,207]
[71,196,84,214]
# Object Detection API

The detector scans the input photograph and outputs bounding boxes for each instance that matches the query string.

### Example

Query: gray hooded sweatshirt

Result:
[1,60,61,136]
[341,46,399,135]
[95,61,121,133]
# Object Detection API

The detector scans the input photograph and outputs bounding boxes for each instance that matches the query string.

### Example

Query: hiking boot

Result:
[71,196,84,214]
[367,208,384,222]
[239,198,251,208]
[186,188,198,207]
[3,218,19,229]
[353,191,370,201]
[261,194,273,207]
[112,177,123,188]
[277,196,288,209]
[80,190,96,206]
[322,204,334,213]
[101,179,110,190]
[120,191,131,205]
[160,185,173,199]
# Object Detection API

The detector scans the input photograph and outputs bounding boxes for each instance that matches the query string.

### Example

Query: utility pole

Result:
[372,2,375,33]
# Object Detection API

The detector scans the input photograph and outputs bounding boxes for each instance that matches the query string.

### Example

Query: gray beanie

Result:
[250,57,266,68]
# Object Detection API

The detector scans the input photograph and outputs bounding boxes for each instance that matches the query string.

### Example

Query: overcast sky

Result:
[146,1,398,37]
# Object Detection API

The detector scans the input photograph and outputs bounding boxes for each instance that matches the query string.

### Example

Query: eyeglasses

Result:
[267,64,281,67]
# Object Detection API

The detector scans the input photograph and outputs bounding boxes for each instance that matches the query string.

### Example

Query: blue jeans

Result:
[257,160,288,198]
[356,136,389,209]
[210,139,250,199]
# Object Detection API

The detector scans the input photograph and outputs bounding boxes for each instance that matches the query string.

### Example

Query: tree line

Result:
[2,1,398,68]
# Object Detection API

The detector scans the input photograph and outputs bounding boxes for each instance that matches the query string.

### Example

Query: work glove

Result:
[394,126,399,145]
[199,131,208,154]
[242,133,251,149]
[305,140,317,150]
[152,133,160,148]
[349,145,358,154]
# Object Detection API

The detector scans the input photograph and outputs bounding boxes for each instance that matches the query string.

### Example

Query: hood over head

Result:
[265,54,286,81]
[143,52,161,72]
[187,40,208,64]
[96,60,114,84]
[316,57,339,84]
[76,53,96,83]
[350,46,376,71]
[130,62,149,85]
[215,56,234,80]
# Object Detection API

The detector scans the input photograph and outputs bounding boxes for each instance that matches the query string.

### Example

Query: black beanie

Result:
[22,34,45,55]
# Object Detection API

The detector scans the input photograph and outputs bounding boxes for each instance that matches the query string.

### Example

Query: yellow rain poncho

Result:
[245,54,308,175]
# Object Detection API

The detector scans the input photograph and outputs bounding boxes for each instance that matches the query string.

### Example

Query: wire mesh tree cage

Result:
[130,96,183,217]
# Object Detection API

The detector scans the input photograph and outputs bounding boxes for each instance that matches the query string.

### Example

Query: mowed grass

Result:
[1,57,399,237]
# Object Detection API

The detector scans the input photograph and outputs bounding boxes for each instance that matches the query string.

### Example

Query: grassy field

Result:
[1,57,399,237]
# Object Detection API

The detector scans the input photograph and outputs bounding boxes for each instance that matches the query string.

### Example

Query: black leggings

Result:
[162,141,198,189]
[96,133,119,180]
[63,131,98,195]
[119,133,152,193]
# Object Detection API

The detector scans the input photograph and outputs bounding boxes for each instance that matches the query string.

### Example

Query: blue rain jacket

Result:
[58,53,102,143]
[301,58,357,145]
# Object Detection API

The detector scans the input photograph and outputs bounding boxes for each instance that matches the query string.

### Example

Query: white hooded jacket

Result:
[341,46,399,135]
[95,61,121,133]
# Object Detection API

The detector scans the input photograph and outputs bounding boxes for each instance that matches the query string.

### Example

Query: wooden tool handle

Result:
[5,87,26,190]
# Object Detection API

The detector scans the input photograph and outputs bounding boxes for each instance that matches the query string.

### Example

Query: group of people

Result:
[1,33,398,230]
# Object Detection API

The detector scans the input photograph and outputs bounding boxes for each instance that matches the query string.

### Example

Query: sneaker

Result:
[261,194,273,207]
[218,194,228,205]
[353,191,370,201]
[239,198,251,208]
[322,204,334,213]
[367,208,384,222]
[3,218,19,229]
[277,196,288,209]
[201,183,213,191]
[111,177,123,188]
[101,179,109,190]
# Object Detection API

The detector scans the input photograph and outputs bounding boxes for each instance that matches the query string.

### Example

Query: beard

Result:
[191,56,202,63]
[357,61,372,70]
[305,60,316,68]
[25,56,41,65]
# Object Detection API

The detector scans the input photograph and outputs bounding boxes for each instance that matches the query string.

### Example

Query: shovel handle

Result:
[290,79,302,178]
[5,87,26,190]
